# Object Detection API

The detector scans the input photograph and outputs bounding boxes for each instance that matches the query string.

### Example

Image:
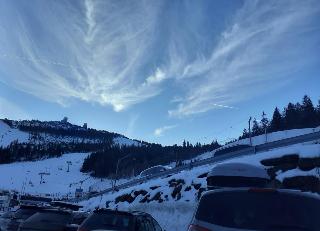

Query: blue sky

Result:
[0,0,319,145]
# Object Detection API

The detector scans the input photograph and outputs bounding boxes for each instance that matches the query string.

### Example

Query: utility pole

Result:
[265,127,267,143]
[248,117,252,146]
[262,111,268,143]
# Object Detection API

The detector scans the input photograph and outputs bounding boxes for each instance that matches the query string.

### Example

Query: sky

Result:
[0,0,319,145]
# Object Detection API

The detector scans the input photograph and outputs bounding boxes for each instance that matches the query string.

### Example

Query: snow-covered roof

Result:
[208,162,270,179]
[139,165,170,177]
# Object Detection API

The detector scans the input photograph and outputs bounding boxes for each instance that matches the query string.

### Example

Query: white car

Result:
[139,165,171,178]
[207,162,270,189]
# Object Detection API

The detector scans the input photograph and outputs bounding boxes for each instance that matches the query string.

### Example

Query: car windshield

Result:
[196,191,320,230]
[81,212,133,230]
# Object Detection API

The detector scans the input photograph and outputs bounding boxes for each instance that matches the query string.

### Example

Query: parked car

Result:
[188,188,320,231]
[206,162,270,189]
[139,165,171,178]
[214,144,252,157]
[0,210,14,231]
[6,205,47,231]
[18,209,75,231]
[78,208,162,231]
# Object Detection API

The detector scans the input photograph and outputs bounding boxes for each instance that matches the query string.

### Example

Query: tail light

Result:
[188,224,211,231]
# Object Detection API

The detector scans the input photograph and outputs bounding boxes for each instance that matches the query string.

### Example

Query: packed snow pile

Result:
[79,143,320,231]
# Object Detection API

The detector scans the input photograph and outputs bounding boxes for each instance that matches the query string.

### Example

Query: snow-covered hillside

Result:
[0,153,132,197]
[0,119,141,148]
[0,121,29,147]
[79,143,320,231]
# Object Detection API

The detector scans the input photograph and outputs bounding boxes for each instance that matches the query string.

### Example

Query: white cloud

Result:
[167,0,320,117]
[154,125,177,137]
[0,0,319,116]
[145,68,166,85]
[0,0,164,111]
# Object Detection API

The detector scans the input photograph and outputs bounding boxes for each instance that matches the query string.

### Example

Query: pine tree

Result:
[284,102,299,129]
[252,118,261,135]
[270,107,283,132]
[301,95,317,127]
[241,128,249,139]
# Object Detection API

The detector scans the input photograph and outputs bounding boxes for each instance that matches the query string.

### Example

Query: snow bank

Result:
[223,127,320,148]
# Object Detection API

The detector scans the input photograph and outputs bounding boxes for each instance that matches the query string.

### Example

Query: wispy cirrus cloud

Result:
[0,0,319,117]
[168,0,320,117]
[154,125,177,137]
[0,0,166,111]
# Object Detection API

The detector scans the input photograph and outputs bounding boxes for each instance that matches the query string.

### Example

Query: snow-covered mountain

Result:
[0,118,141,148]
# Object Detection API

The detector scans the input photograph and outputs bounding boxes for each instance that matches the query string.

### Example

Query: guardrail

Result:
[73,130,320,202]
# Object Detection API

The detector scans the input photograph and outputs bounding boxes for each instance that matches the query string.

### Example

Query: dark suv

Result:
[18,209,88,231]
[188,188,320,231]
[78,209,162,231]
[6,205,47,231]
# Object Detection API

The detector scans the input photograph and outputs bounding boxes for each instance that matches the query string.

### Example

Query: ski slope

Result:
[0,120,29,147]
[0,153,132,198]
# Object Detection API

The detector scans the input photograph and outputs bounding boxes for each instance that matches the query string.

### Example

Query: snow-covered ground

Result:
[222,127,320,148]
[113,137,141,147]
[0,121,29,147]
[0,153,132,198]
[79,143,320,231]
[0,125,319,231]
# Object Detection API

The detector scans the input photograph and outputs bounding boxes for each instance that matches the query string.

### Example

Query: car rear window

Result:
[14,208,40,219]
[81,212,133,230]
[33,211,72,224]
[207,176,269,188]
[196,190,320,230]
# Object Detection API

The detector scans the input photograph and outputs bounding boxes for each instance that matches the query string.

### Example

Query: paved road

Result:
[73,131,320,202]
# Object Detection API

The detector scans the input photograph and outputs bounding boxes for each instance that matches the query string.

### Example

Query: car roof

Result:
[93,208,150,217]
[201,187,320,200]
[207,162,270,179]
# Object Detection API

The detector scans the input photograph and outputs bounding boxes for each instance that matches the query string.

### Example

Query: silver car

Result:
[188,188,320,231]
